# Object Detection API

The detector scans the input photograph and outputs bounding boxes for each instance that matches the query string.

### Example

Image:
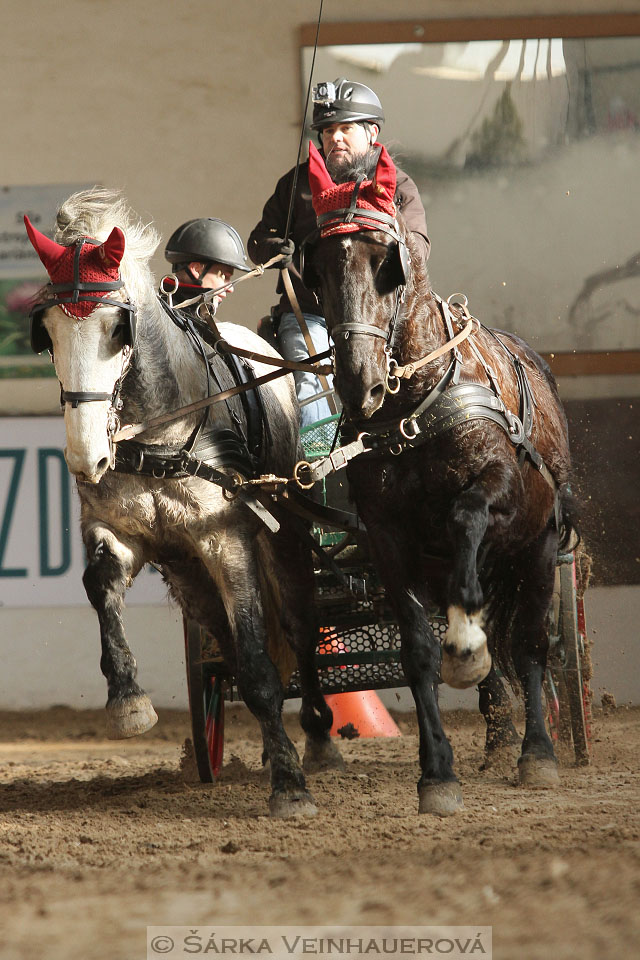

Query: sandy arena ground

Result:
[0,701,638,960]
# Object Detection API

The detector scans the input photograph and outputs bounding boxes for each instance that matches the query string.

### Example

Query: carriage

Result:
[25,177,594,817]
[184,411,593,783]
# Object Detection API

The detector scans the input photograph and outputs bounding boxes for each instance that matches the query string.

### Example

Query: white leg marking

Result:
[445,605,487,654]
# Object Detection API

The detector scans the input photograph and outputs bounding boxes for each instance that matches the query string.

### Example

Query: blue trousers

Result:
[276,312,336,428]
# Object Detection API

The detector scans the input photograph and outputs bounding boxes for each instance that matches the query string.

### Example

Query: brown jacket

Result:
[248,156,430,317]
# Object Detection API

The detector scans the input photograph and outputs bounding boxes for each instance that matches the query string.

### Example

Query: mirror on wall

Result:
[302,33,640,357]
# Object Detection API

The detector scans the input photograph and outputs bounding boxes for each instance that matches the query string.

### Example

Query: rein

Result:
[112,301,332,443]
[387,313,475,381]
[161,252,285,310]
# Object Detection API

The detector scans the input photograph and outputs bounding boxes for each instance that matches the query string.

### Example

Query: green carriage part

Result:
[300,415,348,548]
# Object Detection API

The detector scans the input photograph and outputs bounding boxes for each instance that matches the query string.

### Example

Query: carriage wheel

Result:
[557,560,592,765]
[184,618,225,782]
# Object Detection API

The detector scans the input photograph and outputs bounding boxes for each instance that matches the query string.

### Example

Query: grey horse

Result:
[25,187,341,817]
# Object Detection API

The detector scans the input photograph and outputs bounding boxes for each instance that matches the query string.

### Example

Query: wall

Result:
[5,0,640,341]
[2,0,639,711]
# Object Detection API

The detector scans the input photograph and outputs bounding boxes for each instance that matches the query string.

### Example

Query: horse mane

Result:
[54,186,160,308]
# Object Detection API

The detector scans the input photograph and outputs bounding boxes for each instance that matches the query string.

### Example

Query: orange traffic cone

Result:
[325,691,401,738]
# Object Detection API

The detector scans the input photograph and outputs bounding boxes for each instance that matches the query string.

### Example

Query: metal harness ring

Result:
[221,473,244,501]
[385,373,401,395]
[293,460,315,490]
[399,417,420,440]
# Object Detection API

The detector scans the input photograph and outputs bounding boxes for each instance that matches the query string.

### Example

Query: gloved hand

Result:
[268,237,295,268]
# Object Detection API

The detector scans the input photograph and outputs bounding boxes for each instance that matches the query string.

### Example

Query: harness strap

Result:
[317,207,399,234]
[388,305,473,380]
[281,266,337,414]
[114,428,255,480]
[116,442,281,532]
[158,295,268,470]
[343,174,366,223]
[48,282,124,294]
[332,322,388,340]
[179,454,280,532]
[295,433,369,486]
[284,486,365,535]
[61,391,113,407]
[279,509,367,600]
[205,337,333,375]
[296,379,556,492]
[113,364,296,443]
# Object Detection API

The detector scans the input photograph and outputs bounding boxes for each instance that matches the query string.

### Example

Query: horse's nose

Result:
[64,448,110,483]
[361,380,385,418]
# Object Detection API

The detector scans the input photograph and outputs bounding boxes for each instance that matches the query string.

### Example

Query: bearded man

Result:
[248,78,430,427]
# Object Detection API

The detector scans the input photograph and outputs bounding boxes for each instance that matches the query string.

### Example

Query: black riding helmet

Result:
[311,78,385,131]
[164,218,251,281]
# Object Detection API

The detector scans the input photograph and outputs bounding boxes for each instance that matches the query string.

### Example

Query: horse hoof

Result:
[441,645,492,689]
[518,754,559,788]
[106,695,158,739]
[418,782,464,817]
[303,737,346,774]
[269,790,318,819]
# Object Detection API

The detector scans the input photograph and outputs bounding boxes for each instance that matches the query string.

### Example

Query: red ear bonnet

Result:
[308,140,336,196]
[307,141,397,236]
[24,216,126,318]
[370,144,397,205]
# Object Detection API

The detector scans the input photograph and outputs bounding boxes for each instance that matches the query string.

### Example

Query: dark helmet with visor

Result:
[165,218,251,274]
[311,77,384,131]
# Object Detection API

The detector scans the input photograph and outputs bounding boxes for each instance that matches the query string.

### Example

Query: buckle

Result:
[329,448,348,471]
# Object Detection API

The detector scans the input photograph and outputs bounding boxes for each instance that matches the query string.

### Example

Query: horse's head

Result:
[306,142,411,421]
[25,212,136,483]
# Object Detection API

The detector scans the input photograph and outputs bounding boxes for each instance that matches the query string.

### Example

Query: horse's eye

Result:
[111,322,125,341]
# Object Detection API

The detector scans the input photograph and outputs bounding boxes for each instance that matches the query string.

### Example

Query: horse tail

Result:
[481,554,522,690]
[482,483,581,690]
[557,482,580,552]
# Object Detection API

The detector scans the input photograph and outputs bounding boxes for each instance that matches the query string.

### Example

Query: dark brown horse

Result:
[304,142,577,815]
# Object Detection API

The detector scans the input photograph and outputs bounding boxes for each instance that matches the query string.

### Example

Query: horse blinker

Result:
[395,239,409,287]
[29,303,54,355]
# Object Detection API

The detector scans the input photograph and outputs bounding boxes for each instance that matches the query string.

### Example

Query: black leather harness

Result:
[114,296,270,495]
[298,297,557,496]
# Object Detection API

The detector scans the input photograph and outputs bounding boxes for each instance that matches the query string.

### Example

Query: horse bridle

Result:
[310,201,410,392]
[29,237,136,462]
